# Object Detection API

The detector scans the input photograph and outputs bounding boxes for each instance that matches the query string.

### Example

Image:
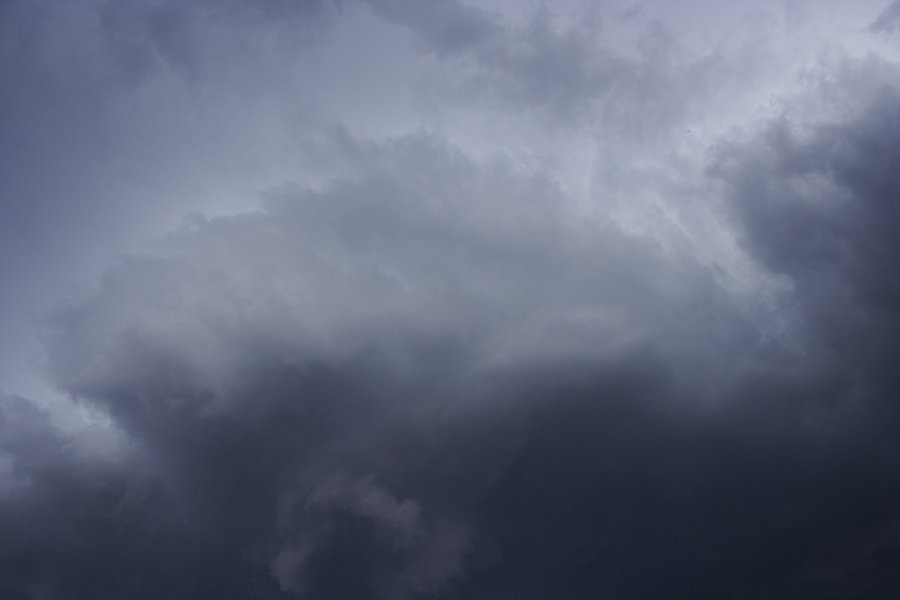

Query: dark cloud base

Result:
[3,357,900,599]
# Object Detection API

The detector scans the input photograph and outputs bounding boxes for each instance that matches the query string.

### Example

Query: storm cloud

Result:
[3,1,900,598]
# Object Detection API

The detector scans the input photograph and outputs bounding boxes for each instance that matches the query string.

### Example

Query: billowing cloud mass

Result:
[2,1,900,598]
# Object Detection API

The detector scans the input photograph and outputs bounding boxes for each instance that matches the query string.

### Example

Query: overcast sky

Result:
[3,1,900,598]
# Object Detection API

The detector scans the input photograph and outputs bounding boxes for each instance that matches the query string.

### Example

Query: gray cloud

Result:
[366,0,799,141]
[871,1,900,32]
[13,113,898,597]
[97,0,342,85]
[713,66,900,431]
[273,475,473,598]
[3,1,900,599]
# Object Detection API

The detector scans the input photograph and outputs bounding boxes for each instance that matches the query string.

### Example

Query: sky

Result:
[2,0,900,598]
